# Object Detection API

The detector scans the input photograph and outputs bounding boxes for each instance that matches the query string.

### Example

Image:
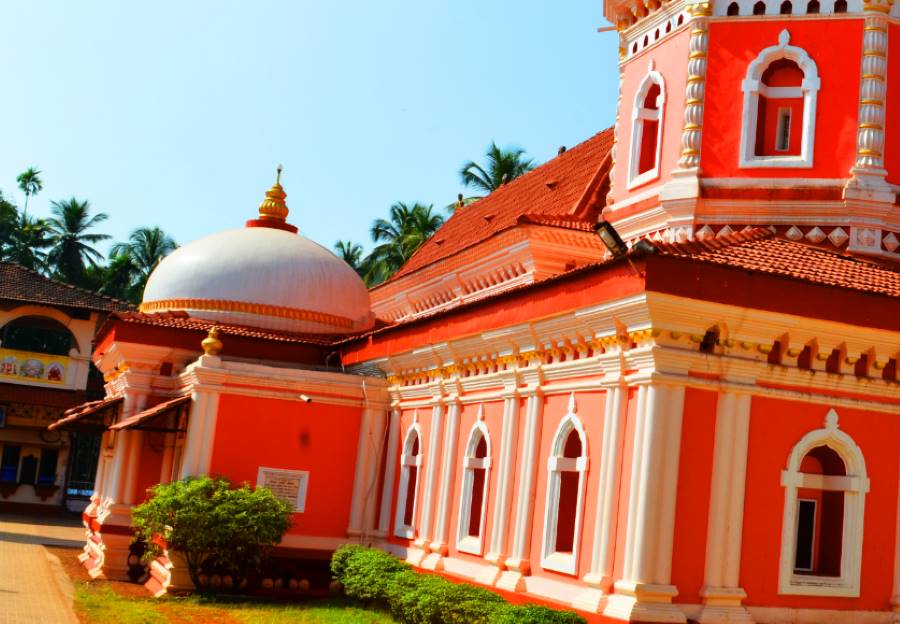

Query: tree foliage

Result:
[457,142,535,205]
[132,476,292,593]
[363,202,444,286]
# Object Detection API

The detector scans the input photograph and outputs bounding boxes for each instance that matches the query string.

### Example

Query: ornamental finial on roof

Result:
[258,164,289,223]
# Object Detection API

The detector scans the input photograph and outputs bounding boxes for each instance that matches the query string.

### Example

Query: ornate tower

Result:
[602,0,899,260]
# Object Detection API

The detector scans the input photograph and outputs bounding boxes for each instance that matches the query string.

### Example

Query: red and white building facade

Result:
[53,2,899,622]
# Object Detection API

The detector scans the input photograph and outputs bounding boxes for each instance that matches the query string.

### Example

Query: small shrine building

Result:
[51,1,900,622]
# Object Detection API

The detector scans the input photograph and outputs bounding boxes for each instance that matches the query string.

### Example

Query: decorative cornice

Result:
[139,298,355,329]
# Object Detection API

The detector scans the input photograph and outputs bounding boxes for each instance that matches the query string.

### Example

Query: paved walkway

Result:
[0,513,84,624]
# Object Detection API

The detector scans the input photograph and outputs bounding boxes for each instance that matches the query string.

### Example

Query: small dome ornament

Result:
[258,165,289,223]
[201,327,223,356]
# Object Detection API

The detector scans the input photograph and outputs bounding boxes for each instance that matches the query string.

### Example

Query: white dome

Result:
[141,226,373,334]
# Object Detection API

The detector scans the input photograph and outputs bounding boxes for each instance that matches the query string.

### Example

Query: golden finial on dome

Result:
[257,164,289,222]
[202,327,223,356]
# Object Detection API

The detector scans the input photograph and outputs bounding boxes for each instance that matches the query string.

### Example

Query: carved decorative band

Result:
[139,298,356,329]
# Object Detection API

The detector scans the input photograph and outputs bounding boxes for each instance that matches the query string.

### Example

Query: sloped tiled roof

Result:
[655,229,900,298]
[104,311,343,346]
[381,127,615,283]
[0,262,132,312]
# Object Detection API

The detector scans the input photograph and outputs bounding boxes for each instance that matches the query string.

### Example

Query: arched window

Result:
[541,397,588,575]
[394,424,423,539]
[741,30,820,168]
[753,1,767,14]
[0,315,76,356]
[779,409,868,596]
[456,421,491,555]
[834,0,848,12]
[727,1,741,14]
[807,0,820,12]
[780,0,793,13]
[628,69,665,189]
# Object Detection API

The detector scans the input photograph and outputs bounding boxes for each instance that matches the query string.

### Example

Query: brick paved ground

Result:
[0,513,84,624]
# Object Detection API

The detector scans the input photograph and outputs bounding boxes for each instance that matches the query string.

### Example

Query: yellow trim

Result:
[139,298,356,329]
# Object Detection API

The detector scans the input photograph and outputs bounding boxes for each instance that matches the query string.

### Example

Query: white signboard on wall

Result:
[256,467,309,513]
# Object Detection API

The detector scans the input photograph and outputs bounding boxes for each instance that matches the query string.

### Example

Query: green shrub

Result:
[491,603,588,624]
[330,546,585,624]
[132,476,292,592]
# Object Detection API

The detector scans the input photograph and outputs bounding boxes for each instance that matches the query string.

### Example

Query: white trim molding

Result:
[628,63,666,190]
[739,29,820,169]
[540,393,589,576]
[456,416,493,556]
[778,408,869,597]
[394,422,423,540]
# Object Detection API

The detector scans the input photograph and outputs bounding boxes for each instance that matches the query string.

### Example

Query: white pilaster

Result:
[604,383,687,623]
[477,394,520,586]
[497,390,543,592]
[178,389,219,479]
[348,406,381,537]
[409,401,444,566]
[423,399,461,570]
[574,383,627,612]
[698,393,754,624]
[377,408,402,536]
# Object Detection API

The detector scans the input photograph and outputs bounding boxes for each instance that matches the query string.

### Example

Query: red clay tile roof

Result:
[656,228,900,298]
[106,311,345,346]
[110,395,191,431]
[381,127,614,283]
[0,262,132,312]
[351,228,898,340]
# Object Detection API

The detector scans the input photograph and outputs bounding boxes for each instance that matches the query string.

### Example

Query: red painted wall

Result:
[670,388,717,604]
[741,397,899,610]
[209,393,362,539]
[702,19,862,179]
[135,432,164,503]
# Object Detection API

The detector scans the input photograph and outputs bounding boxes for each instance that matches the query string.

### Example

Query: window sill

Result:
[779,575,859,597]
[541,551,577,576]
[739,156,812,169]
[456,535,483,556]
[394,526,415,540]
[627,168,661,191]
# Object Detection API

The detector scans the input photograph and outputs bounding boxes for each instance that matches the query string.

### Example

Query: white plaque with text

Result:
[256,467,309,513]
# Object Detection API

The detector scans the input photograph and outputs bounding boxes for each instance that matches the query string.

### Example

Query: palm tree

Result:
[454,143,535,211]
[4,213,51,271]
[365,202,444,285]
[45,198,110,285]
[83,253,140,302]
[334,240,365,276]
[110,226,177,294]
[16,168,43,216]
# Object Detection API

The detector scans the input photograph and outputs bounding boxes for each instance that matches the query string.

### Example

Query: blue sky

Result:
[0,1,619,255]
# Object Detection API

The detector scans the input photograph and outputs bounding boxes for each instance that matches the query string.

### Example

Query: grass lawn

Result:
[47,546,396,624]
[74,584,398,624]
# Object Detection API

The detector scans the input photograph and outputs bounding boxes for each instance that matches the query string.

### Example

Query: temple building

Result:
[0,263,129,512]
[51,1,899,622]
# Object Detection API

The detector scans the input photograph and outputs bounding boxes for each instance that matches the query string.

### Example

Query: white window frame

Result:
[627,67,666,190]
[778,409,869,597]
[455,420,492,555]
[740,29,820,169]
[540,398,589,575]
[394,423,423,540]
